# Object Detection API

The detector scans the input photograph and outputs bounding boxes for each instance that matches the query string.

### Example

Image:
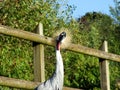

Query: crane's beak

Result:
[56,32,66,43]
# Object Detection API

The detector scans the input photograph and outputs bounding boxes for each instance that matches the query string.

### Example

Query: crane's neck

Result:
[55,42,64,77]
[55,50,64,77]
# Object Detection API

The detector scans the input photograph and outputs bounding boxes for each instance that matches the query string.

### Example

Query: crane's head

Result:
[56,32,66,43]
[56,32,66,50]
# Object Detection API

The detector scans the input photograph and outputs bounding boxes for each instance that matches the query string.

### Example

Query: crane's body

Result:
[35,32,66,90]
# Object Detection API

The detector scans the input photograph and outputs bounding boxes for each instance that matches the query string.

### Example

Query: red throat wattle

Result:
[56,42,60,50]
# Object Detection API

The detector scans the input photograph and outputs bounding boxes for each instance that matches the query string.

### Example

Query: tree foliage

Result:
[110,0,120,24]
[76,12,120,89]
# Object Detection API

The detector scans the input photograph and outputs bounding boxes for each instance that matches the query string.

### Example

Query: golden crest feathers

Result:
[53,28,72,48]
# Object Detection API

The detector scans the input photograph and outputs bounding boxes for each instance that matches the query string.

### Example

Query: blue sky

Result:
[68,0,115,18]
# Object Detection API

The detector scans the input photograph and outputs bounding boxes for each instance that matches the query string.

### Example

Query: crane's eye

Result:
[56,32,66,43]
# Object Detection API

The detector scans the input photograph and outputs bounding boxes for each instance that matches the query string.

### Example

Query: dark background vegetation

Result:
[0,0,120,90]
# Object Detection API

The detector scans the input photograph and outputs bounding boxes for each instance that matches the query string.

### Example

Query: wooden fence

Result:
[0,23,120,90]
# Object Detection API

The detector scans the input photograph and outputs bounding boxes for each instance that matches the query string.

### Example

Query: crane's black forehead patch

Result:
[60,32,66,36]
[57,32,66,42]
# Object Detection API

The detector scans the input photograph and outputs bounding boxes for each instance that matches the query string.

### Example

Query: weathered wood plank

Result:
[99,41,110,90]
[0,25,120,62]
[0,76,39,89]
[64,87,83,90]
[0,76,82,90]
[33,23,45,82]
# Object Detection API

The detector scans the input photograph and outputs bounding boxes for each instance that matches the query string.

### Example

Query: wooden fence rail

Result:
[0,25,120,62]
[99,41,110,90]
[33,23,45,82]
[0,76,82,90]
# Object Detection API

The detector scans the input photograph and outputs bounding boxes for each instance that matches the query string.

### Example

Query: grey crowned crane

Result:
[35,32,66,90]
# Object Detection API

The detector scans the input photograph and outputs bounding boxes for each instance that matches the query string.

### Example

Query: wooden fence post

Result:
[33,23,45,82]
[99,41,110,90]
